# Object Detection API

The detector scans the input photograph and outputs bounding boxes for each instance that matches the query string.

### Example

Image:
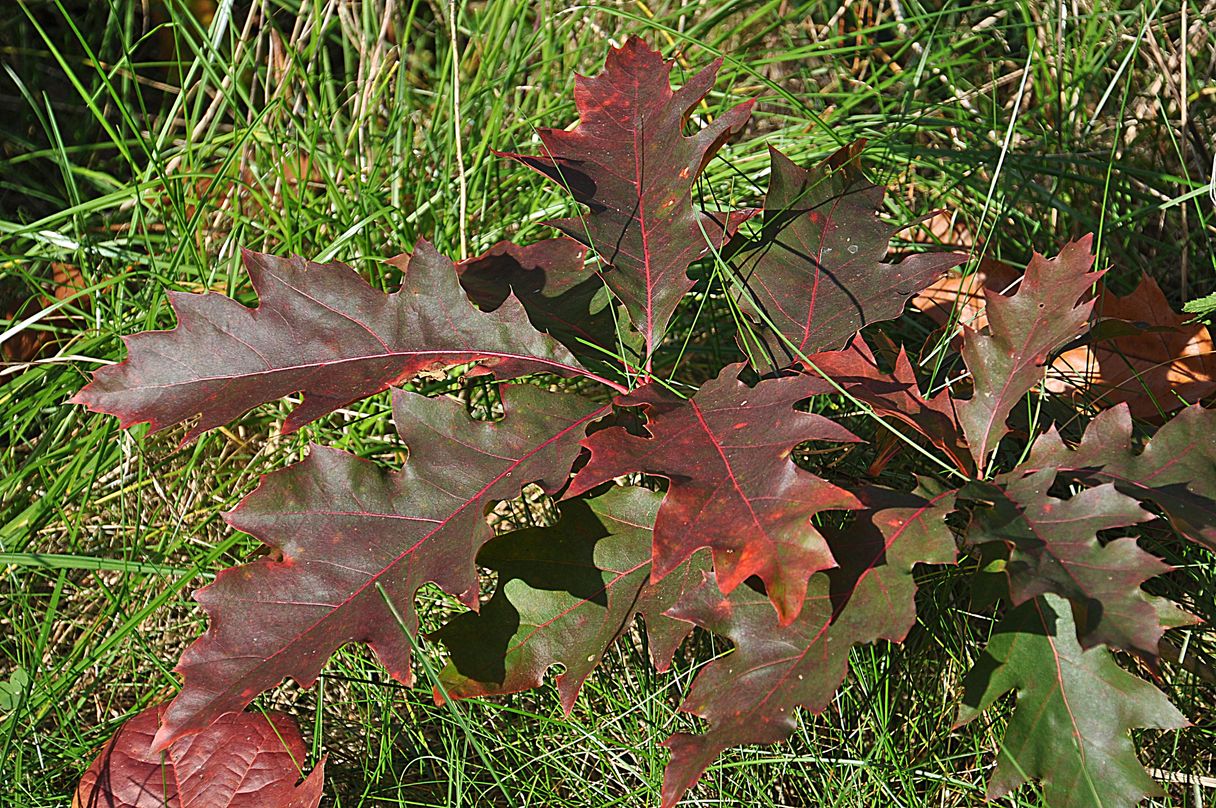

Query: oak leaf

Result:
[964,470,1192,656]
[958,594,1186,808]
[802,336,971,474]
[917,262,1216,417]
[567,364,862,624]
[2,262,89,363]
[910,257,1020,334]
[660,486,957,807]
[72,241,607,442]
[74,704,324,808]
[732,143,964,370]
[154,385,607,748]
[1046,275,1216,415]
[433,486,704,712]
[500,37,753,362]
[956,237,1101,466]
[1023,403,1216,552]
[452,237,641,372]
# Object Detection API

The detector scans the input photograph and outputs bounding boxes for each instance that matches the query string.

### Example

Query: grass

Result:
[2,0,1214,805]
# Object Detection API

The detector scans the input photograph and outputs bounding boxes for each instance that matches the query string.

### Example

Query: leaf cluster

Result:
[71,38,1213,808]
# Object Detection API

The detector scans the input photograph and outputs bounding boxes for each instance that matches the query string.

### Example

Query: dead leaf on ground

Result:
[911,257,1018,332]
[898,208,976,251]
[1047,275,1216,415]
[1,263,89,363]
[914,263,1216,416]
[74,703,324,808]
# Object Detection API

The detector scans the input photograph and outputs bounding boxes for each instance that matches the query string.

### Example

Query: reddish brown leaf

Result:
[1023,403,1216,552]
[803,337,972,474]
[660,486,957,807]
[964,471,1192,656]
[899,208,976,251]
[1046,275,1216,415]
[732,143,965,370]
[153,385,607,749]
[72,241,613,443]
[567,364,862,624]
[919,261,1216,417]
[74,704,324,808]
[956,237,1101,466]
[499,38,754,362]
[433,486,704,712]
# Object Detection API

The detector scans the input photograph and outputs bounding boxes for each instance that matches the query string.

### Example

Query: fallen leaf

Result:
[915,261,1216,416]
[1047,275,1216,415]
[910,257,1019,334]
[2,263,89,363]
[74,703,324,808]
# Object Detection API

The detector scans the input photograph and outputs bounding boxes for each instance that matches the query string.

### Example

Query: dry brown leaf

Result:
[910,257,1019,333]
[1047,275,1216,416]
[1,263,89,363]
[913,264,1216,417]
[900,209,976,251]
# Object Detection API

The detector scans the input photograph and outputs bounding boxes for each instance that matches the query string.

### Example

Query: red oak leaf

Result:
[452,237,642,372]
[153,385,608,749]
[733,142,965,370]
[1046,274,1216,415]
[803,336,972,474]
[433,486,705,712]
[500,37,754,364]
[917,262,1216,417]
[1022,402,1216,552]
[956,236,1101,467]
[958,595,1187,808]
[567,364,862,624]
[965,470,1194,657]
[659,486,958,807]
[74,704,324,808]
[72,241,615,442]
